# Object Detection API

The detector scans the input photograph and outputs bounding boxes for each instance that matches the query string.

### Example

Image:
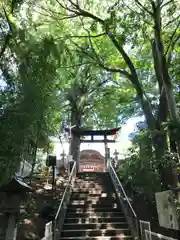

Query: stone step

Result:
[73,187,105,191]
[76,176,107,179]
[67,207,120,213]
[60,237,133,240]
[71,194,117,199]
[63,222,129,230]
[75,180,105,183]
[74,182,105,185]
[64,216,126,224]
[66,211,124,218]
[74,180,113,185]
[72,190,112,194]
[75,177,112,182]
[68,203,119,209]
[75,177,110,182]
[76,172,109,177]
[75,179,104,183]
[60,173,132,240]
[71,193,117,199]
[74,183,104,187]
[74,184,105,188]
[74,184,105,187]
[70,199,118,205]
[61,228,131,237]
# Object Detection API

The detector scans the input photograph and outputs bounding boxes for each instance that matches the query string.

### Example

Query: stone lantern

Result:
[0,176,31,240]
[46,155,57,189]
[113,149,119,168]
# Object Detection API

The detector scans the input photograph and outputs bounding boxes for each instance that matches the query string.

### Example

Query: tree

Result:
[1,0,179,190]
[56,62,114,165]
[1,0,137,183]
[43,0,180,188]
[0,14,60,185]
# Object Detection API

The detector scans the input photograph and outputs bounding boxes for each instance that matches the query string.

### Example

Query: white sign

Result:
[155,190,179,230]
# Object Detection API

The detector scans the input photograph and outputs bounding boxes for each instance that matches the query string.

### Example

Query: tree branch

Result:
[59,62,94,68]
[56,0,104,23]
[165,19,180,56]
[161,0,173,9]
[56,32,106,40]
[0,35,11,59]
[0,7,13,59]
[67,36,130,79]
[55,0,155,128]
[69,32,106,38]
[36,1,83,22]
[88,78,110,95]
[34,7,80,22]
[107,1,120,13]
[121,0,152,26]
[164,14,180,28]
[167,34,180,65]
[81,21,133,80]
[56,0,139,87]
[107,31,143,92]
[134,0,153,15]
[98,63,132,79]
[55,0,83,16]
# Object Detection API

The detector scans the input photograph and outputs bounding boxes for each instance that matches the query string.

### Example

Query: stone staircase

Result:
[59,172,133,240]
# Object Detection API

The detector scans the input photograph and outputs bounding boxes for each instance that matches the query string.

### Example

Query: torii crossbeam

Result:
[65,127,121,143]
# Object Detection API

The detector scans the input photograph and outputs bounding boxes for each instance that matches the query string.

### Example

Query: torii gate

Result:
[66,127,121,172]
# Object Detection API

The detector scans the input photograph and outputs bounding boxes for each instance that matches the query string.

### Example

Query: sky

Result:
[0,77,6,90]
[118,116,144,140]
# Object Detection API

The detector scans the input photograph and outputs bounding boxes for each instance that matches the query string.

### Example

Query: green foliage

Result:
[118,131,159,201]
[117,137,161,201]
[1,0,180,194]
[118,152,161,200]
[0,26,59,185]
[118,127,180,200]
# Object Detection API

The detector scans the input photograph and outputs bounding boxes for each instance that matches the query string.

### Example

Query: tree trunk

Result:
[108,24,177,188]
[107,33,156,131]
[169,130,177,153]
[29,140,38,182]
[151,31,178,188]
[153,0,180,156]
[108,31,175,188]
[5,213,18,240]
[29,122,41,182]
[69,109,81,170]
